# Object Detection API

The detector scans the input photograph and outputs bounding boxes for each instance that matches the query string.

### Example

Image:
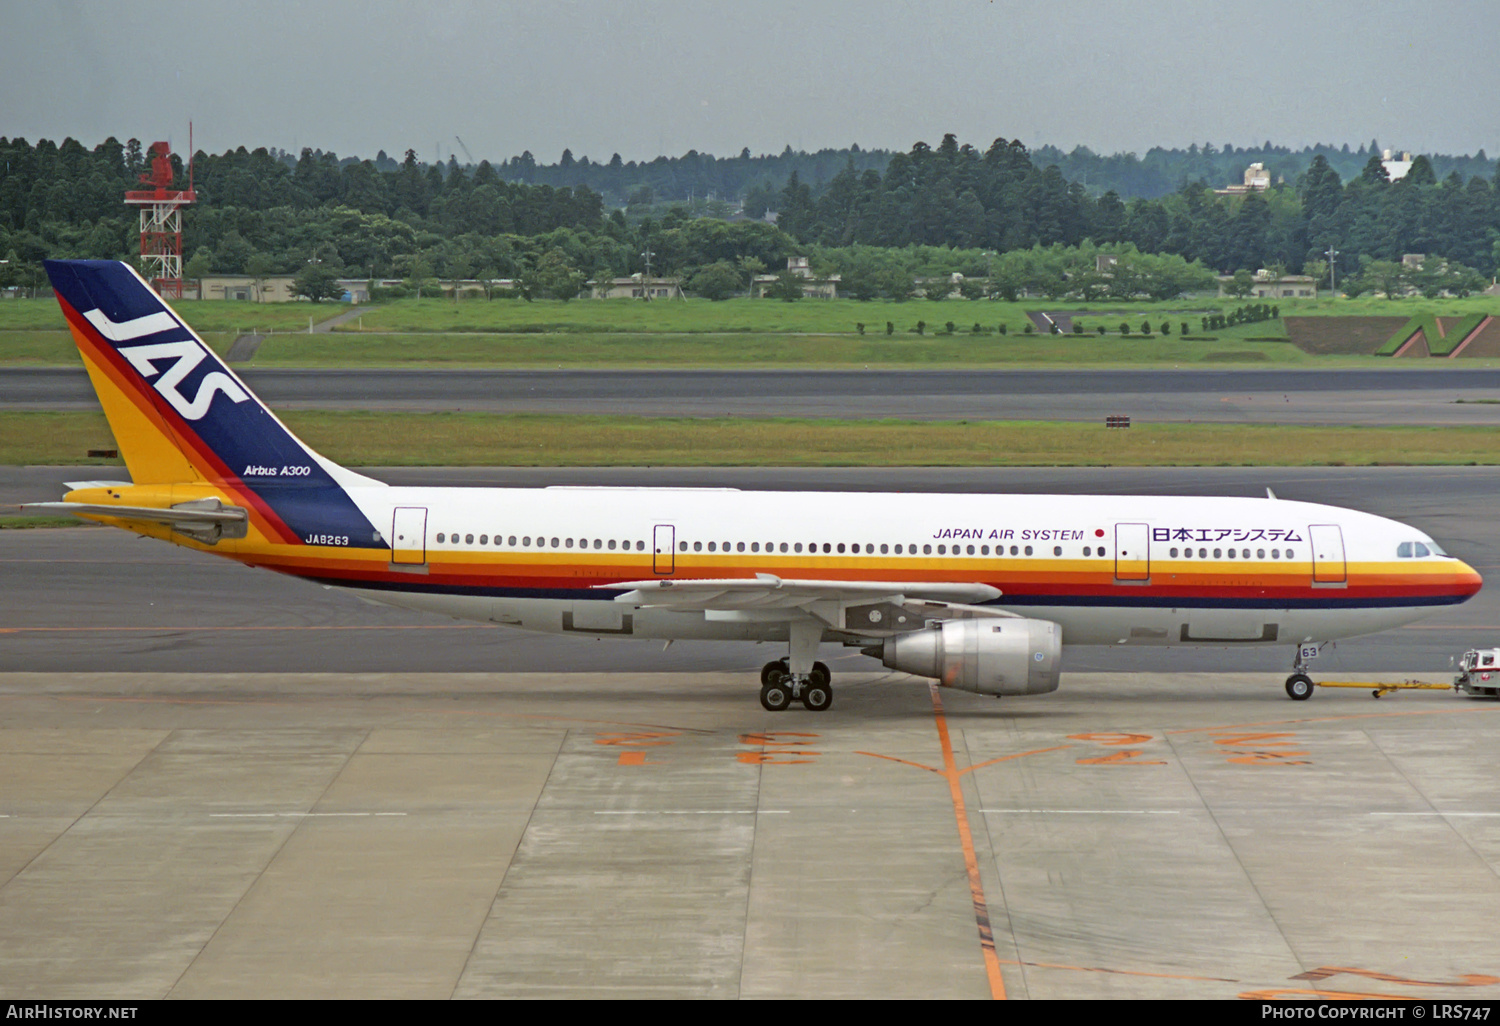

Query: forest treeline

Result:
[1,133,1497,301]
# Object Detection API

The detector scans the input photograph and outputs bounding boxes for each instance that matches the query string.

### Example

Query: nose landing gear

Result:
[1285,643,1324,701]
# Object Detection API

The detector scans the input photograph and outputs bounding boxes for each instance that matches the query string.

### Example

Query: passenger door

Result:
[1114,523,1150,581]
[653,524,675,575]
[1309,524,1347,584]
[391,507,428,565]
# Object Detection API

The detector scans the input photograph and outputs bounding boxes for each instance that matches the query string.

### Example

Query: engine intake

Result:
[867,618,1062,695]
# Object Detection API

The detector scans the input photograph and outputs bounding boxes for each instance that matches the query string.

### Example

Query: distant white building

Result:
[1382,149,1414,181]
[752,256,840,299]
[1215,162,1272,196]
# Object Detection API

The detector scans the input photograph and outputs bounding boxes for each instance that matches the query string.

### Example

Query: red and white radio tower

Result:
[124,133,195,298]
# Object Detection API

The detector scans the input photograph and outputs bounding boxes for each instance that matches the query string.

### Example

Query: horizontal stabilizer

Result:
[22,499,246,526]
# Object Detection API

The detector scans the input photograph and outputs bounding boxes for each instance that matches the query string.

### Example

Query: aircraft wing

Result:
[600,574,1017,636]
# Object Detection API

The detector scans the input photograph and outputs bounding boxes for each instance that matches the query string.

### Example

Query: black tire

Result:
[810,661,831,686]
[801,682,833,712]
[761,660,787,686]
[760,683,793,712]
[1285,674,1314,701]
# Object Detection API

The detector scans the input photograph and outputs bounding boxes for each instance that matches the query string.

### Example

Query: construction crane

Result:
[454,136,475,165]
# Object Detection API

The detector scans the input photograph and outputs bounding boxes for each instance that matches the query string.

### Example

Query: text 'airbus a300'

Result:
[28,260,1482,710]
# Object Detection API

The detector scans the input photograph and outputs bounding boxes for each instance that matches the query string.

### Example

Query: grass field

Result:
[0,300,349,334]
[238,331,1312,368]
[5,410,1497,468]
[3,292,1496,368]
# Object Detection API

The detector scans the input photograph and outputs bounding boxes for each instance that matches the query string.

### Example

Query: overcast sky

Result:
[5,0,1498,165]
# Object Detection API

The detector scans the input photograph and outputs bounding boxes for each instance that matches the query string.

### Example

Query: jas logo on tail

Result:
[82,308,250,421]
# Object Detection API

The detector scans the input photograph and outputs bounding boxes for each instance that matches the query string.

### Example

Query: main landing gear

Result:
[759,658,833,712]
[759,622,834,712]
[1284,643,1324,701]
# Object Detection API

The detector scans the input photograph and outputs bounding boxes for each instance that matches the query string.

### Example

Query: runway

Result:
[6,366,1500,424]
[5,465,1500,998]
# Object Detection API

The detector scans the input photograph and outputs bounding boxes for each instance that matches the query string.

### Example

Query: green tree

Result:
[764,268,805,302]
[531,249,586,301]
[292,262,345,303]
[687,261,742,301]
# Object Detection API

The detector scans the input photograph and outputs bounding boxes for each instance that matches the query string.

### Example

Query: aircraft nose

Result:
[1454,558,1483,599]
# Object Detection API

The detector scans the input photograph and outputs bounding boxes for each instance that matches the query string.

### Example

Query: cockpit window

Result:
[1398,540,1445,558]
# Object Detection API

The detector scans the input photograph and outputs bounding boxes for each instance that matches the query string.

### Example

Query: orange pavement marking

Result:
[1293,966,1500,988]
[855,686,1072,1000]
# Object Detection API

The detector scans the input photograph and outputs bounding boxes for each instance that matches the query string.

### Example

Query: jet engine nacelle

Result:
[873,618,1062,695]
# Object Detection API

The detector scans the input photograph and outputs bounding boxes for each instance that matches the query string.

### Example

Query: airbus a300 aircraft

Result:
[29,260,1483,710]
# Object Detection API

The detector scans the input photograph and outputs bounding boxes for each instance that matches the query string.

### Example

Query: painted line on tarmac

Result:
[1369,811,1500,817]
[593,810,788,815]
[209,812,408,818]
[0,624,489,633]
[979,809,1181,815]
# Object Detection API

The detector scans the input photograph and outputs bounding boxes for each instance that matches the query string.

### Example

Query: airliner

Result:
[27,260,1483,710]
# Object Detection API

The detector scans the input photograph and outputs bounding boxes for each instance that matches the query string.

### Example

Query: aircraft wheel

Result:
[801,681,833,712]
[761,659,789,686]
[1285,674,1315,701]
[760,683,793,712]
[810,661,831,686]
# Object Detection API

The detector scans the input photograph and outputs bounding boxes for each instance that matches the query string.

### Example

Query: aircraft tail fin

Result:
[45,259,384,547]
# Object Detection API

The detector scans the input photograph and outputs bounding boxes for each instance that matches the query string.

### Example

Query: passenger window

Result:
[479,535,487,545]
[694,542,703,552]
[1024,545,1033,556]
[1098,547,1105,557]
[881,544,889,554]
[923,545,932,555]
[780,543,789,553]
[1053,546,1062,556]
[509,536,517,546]
[608,539,616,550]
[795,543,803,553]
[550,538,560,548]
[823,543,831,553]
[436,533,445,543]
[938,545,946,555]
[981,545,989,555]
[1010,545,1019,556]
[707,542,716,552]
[967,545,975,555]
[679,541,687,552]
[837,543,845,554]
[894,544,903,554]
[737,542,745,553]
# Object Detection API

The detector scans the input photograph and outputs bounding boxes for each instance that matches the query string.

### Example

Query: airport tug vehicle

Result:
[1454,649,1500,698]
